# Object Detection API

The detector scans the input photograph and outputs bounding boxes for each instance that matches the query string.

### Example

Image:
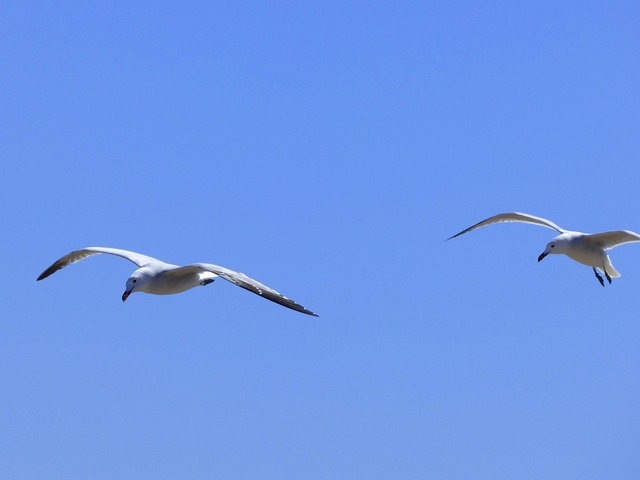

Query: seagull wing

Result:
[37,247,164,281]
[173,263,318,316]
[585,231,640,250]
[447,212,566,240]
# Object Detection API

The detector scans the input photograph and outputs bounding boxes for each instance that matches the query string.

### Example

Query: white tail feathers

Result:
[601,256,621,278]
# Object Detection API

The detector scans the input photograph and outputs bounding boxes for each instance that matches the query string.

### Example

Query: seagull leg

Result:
[593,268,605,287]
[604,267,612,284]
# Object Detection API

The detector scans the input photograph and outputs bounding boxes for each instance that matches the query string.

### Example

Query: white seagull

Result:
[37,247,318,316]
[447,212,640,286]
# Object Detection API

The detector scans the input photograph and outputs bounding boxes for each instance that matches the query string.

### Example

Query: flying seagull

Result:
[37,247,318,316]
[447,212,640,286]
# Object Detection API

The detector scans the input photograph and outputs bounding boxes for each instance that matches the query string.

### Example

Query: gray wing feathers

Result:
[37,247,162,281]
[190,263,318,316]
[447,212,565,240]
[586,231,640,250]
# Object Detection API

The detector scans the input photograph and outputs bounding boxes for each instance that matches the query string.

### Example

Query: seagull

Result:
[37,247,318,315]
[447,212,640,286]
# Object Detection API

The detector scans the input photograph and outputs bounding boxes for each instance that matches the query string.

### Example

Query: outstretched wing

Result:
[175,263,318,316]
[37,247,164,281]
[447,212,565,240]
[586,230,640,250]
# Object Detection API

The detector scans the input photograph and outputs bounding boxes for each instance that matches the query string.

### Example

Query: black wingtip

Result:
[290,303,318,317]
[445,231,464,241]
[36,267,55,281]
[293,305,319,317]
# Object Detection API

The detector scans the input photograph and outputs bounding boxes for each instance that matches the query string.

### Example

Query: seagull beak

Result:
[538,251,548,262]
[122,289,131,302]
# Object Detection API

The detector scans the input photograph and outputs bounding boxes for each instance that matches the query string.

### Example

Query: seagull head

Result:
[122,271,146,302]
[538,234,571,262]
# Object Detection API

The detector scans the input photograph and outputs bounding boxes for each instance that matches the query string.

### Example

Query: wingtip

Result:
[36,267,55,281]
[294,303,318,316]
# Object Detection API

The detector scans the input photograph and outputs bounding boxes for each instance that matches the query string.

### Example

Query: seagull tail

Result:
[602,257,621,278]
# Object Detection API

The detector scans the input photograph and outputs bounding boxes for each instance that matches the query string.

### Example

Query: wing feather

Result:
[585,231,640,250]
[183,263,318,316]
[447,212,565,240]
[37,247,163,281]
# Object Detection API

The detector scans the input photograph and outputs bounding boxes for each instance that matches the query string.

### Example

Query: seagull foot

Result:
[605,270,612,284]
[593,268,605,287]
[201,278,215,286]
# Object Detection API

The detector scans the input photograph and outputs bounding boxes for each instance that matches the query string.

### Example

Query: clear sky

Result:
[2,1,640,478]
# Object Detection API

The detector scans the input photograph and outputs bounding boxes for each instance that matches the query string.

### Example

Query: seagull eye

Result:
[133,279,137,283]
[551,245,555,248]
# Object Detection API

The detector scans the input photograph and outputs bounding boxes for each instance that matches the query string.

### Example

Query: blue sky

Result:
[2,1,640,478]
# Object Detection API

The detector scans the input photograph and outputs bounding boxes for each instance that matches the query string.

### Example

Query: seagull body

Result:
[37,247,318,316]
[448,212,640,286]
